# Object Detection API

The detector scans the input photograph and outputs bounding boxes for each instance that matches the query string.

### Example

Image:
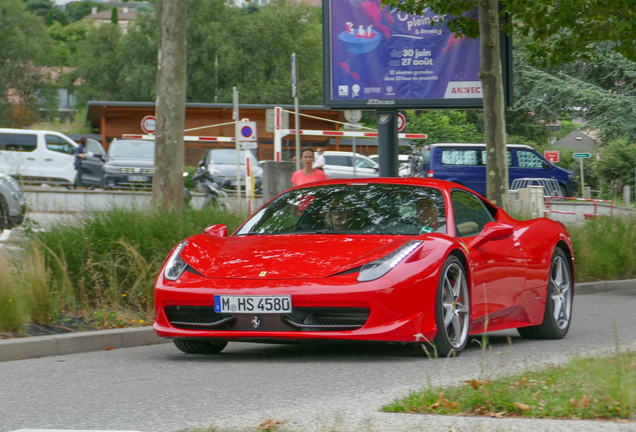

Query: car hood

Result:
[106,158,155,168]
[180,234,412,279]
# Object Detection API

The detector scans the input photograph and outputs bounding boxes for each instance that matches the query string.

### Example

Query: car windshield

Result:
[108,141,155,158]
[236,184,447,236]
[207,149,258,165]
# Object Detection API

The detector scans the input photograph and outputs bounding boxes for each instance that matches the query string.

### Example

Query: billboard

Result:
[322,0,512,109]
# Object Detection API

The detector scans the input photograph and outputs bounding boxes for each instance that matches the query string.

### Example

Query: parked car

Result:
[419,143,577,196]
[199,149,263,193]
[0,170,26,230]
[369,153,411,176]
[79,138,107,188]
[0,129,78,186]
[322,151,379,179]
[103,139,155,189]
[154,177,574,357]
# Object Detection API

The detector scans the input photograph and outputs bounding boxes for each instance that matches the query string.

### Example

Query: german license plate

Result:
[127,175,148,182]
[214,295,291,313]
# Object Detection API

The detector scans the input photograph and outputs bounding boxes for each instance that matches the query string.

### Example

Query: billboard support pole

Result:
[377,110,399,177]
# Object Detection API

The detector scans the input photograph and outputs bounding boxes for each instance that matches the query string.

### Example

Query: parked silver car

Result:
[0,171,26,230]
[322,151,379,179]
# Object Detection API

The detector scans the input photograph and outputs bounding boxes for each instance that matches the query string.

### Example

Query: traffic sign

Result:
[238,121,257,142]
[397,112,406,132]
[344,110,362,124]
[140,116,156,134]
[573,152,591,159]
[544,150,560,163]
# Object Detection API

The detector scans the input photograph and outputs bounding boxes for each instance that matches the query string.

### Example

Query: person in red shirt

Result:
[291,147,329,186]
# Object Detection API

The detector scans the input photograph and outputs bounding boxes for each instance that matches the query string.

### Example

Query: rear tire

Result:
[173,339,228,354]
[518,247,573,339]
[0,195,11,230]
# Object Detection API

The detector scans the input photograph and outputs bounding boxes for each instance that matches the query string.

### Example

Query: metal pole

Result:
[352,123,357,178]
[580,158,584,197]
[233,87,241,201]
[214,50,219,104]
[292,53,301,171]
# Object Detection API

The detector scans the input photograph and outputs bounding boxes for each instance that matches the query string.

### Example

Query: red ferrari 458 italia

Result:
[154,178,574,357]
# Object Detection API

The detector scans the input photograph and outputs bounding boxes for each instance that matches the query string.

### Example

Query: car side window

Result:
[354,157,375,169]
[86,140,105,157]
[324,155,352,167]
[45,135,75,155]
[0,133,37,152]
[441,149,480,166]
[451,190,494,237]
[517,150,544,168]
[481,150,513,166]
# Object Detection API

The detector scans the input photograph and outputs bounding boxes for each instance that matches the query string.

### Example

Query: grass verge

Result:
[384,349,636,420]
[0,205,247,335]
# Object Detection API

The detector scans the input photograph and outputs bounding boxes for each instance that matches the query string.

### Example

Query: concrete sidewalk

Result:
[1,279,634,363]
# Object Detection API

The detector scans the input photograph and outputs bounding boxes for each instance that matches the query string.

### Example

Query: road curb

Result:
[0,326,169,363]
[1,279,634,363]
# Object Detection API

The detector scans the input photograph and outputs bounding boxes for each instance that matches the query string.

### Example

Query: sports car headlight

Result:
[164,241,189,281]
[357,241,422,282]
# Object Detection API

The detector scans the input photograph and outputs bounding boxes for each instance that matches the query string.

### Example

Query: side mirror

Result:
[197,160,205,168]
[204,224,228,237]
[470,222,513,248]
[94,153,103,159]
[542,161,551,169]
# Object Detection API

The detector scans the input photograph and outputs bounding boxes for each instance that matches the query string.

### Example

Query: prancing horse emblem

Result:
[251,316,261,329]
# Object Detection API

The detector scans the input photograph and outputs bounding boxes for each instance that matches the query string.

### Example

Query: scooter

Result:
[189,165,228,209]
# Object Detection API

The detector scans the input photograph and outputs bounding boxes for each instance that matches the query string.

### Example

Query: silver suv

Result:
[102,139,154,189]
[0,171,26,230]
[322,151,379,179]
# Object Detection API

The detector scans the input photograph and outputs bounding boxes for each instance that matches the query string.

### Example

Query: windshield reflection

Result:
[237,184,446,236]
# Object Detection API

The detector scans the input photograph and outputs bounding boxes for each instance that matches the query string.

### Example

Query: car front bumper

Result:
[153,268,440,344]
[104,173,153,189]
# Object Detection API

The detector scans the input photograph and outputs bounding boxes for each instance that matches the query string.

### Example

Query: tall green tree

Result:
[111,7,119,25]
[0,0,54,127]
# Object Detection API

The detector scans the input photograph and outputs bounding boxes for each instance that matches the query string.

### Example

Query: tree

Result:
[111,7,119,25]
[59,11,68,26]
[154,0,187,215]
[405,110,483,144]
[513,43,636,142]
[66,1,105,22]
[45,8,54,26]
[0,0,53,127]
[26,0,53,18]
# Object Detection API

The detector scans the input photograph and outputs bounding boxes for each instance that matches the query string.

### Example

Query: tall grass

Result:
[567,215,636,282]
[0,206,246,333]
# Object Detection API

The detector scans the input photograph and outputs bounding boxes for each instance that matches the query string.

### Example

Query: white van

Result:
[0,129,83,186]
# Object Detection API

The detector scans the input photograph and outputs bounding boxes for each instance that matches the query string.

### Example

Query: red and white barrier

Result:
[273,106,427,162]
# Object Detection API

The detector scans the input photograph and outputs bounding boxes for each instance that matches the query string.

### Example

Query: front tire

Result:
[518,247,573,339]
[173,339,228,354]
[414,255,470,357]
[0,195,10,230]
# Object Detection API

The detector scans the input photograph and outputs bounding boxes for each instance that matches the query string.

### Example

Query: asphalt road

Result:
[1,290,636,432]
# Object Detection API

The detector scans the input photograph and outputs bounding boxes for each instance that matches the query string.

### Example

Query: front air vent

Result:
[165,306,235,330]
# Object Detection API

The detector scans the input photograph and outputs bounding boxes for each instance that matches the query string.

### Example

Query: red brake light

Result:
[427,170,434,178]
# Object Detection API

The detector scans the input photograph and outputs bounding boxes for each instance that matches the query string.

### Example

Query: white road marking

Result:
[11,430,140,432]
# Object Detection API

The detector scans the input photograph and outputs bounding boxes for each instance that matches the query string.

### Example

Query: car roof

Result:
[323,151,373,157]
[428,142,534,150]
